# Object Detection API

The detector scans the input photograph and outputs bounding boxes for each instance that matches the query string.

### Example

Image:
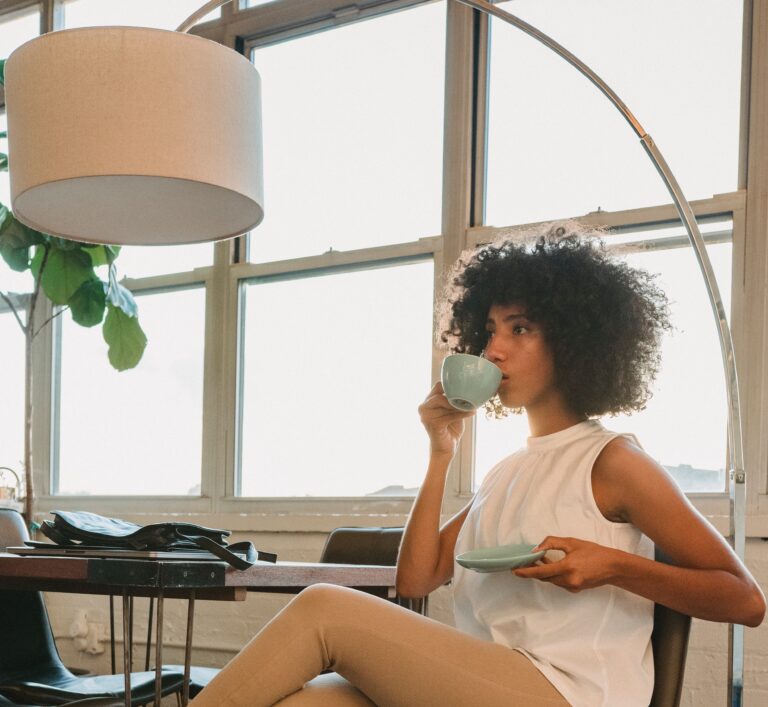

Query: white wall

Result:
[45,532,768,705]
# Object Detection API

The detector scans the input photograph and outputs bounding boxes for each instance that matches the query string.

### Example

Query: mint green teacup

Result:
[441,354,502,411]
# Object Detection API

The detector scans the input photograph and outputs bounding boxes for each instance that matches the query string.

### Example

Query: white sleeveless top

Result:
[453,420,654,707]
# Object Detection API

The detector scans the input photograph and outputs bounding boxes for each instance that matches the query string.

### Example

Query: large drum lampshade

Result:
[4,27,264,245]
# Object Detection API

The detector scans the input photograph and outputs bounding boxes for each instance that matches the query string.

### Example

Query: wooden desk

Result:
[0,554,397,706]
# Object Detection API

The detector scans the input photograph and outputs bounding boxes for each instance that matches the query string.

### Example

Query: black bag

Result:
[39,510,276,571]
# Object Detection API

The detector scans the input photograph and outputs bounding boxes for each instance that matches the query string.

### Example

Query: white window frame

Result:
[1,0,761,535]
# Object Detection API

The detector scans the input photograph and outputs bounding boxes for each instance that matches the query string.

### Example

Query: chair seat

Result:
[0,667,184,705]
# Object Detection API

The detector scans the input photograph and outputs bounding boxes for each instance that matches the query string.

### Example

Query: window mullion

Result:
[442,0,484,499]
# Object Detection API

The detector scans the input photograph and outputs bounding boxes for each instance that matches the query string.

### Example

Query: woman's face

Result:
[483,302,559,412]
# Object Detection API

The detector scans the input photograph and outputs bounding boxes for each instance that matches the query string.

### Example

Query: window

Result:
[248,1,446,263]
[474,218,733,494]
[239,258,434,497]
[234,2,446,500]
[2,0,758,529]
[0,307,26,476]
[55,287,206,496]
[485,0,743,226]
[42,0,219,500]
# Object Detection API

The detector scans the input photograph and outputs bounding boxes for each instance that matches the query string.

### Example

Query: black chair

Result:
[0,509,185,706]
[320,526,427,614]
[649,549,693,707]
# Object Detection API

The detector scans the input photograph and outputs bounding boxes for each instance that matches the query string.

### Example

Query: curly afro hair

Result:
[438,223,671,418]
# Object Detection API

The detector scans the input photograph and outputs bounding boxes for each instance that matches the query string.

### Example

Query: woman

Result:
[193,226,765,706]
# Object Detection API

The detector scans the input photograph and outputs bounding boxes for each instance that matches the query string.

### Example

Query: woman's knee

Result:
[290,583,356,614]
[287,584,387,629]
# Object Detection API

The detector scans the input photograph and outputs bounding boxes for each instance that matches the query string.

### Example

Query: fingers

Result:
[420,382,474,418]
[513,561,565,580]
[532,536,575,553]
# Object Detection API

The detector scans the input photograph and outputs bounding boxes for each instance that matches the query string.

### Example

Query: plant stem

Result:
[33,305,69,340]
[22,244,49,527]
[23,300,33,526]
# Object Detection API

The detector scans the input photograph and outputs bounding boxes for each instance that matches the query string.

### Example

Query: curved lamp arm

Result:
[457,3,746,701]
[178,0,746,703]
[176,0,233,33]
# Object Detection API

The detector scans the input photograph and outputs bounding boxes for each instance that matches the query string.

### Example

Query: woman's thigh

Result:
[274,584,568,707]
[192,584,569,707]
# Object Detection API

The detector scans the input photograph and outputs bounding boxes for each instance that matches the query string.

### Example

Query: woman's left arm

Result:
[513,438,767,627]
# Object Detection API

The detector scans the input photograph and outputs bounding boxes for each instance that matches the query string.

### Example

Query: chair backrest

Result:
[0,508,67,681]
[649,549,692,707]
[319,527,429,613]
[319,527,403,566]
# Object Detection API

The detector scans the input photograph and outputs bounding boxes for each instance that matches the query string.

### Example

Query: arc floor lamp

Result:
[3,0,747,703]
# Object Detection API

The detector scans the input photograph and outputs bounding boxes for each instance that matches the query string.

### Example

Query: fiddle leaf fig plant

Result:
[0,60,147,525]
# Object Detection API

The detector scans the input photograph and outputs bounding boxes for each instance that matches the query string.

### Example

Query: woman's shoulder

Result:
[592,434,671,523]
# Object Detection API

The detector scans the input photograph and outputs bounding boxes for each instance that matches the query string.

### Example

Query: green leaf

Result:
[85,244,121,267]
[106,265,138,318]
[0,241,29,271]
[69,278,107,327]
[0,208,47,271]
[40,247,94,305]
[0,131,7,139]
[0,59,5,86]
[30,246,45,279]
[103,305,146,371]
[0,153,7,172]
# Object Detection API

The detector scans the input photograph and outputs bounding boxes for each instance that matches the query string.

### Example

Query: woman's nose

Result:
[484,336,505,363]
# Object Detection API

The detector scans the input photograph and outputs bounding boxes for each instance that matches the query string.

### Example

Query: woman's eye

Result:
[512,325,529,335]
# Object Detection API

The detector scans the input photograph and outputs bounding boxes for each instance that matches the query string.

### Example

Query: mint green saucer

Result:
[456,543,545,573]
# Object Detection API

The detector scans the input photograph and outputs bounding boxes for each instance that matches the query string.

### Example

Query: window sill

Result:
[35,493,768,536]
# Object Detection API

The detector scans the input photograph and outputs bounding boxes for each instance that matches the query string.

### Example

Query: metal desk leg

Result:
[110,594,116,674]
[145,597,154,672]
[122,591,131,707]
[154,590,164,707]
[128,596,134,671]
[182,591,195,706]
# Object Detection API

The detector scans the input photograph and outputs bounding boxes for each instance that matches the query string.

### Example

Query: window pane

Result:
[62,0,219,29]
[0,310,25,477]
[0,7,40,295]
[239,260,434,496]
[248,2,445,263]
[61,0,215,277]
[475,222,731,494]
[57,288,205,495]
[486,0,742,226]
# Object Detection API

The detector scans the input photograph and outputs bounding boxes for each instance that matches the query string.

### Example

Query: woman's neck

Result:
[526,397,587,438]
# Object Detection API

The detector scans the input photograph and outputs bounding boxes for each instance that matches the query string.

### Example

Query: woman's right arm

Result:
[396,382,475,599]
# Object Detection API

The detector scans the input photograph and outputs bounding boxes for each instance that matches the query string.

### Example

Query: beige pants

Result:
[191,584,569,707]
